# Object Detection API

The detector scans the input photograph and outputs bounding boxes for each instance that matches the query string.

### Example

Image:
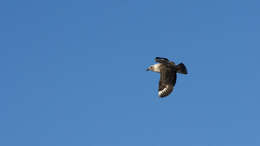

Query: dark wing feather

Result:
[155,57,169,64]
[158,65,177,97]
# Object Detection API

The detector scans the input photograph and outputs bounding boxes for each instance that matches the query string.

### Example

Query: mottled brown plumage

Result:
[147,57,188,98]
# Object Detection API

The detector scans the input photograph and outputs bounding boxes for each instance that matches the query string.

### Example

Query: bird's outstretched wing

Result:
[158,66,177,97]
[155,57,169,64]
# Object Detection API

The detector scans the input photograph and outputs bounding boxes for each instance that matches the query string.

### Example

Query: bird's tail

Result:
[176,63,188,74]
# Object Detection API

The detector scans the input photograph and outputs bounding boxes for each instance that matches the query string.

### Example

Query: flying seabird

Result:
[146,57,188,98]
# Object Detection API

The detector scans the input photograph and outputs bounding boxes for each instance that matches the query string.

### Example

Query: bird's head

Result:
[146,65,153,71]
[146,64,161,73]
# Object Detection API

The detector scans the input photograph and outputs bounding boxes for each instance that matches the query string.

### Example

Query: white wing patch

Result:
[158,85,174,97]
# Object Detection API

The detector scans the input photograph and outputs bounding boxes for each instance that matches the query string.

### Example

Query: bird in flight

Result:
[146,57,188,98]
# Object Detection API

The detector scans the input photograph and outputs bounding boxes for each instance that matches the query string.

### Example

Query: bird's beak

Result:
[146,67,150,71]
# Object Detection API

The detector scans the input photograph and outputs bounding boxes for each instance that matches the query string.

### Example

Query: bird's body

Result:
[147,57,187,98]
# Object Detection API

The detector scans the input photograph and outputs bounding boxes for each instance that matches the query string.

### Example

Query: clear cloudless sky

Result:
[0,0,259,146]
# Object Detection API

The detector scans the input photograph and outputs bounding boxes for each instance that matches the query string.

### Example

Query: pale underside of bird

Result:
[147,57,188,98]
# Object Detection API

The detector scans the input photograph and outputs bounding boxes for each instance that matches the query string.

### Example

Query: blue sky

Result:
[0,0,259,145]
